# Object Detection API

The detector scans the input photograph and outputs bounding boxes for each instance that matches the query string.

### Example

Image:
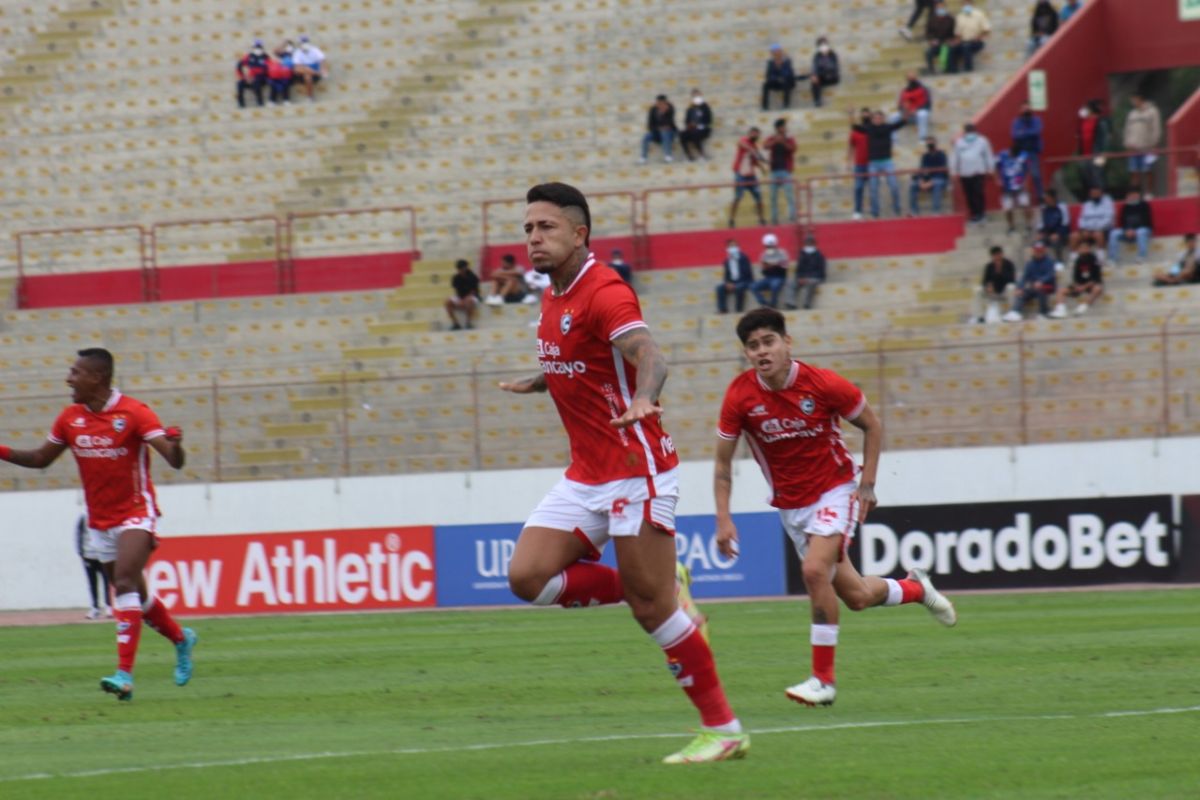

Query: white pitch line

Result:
[3,704,1198,783]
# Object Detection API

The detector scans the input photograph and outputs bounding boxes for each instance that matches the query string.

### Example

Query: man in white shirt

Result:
[292,35,327,101]
[1070,186,1115,250]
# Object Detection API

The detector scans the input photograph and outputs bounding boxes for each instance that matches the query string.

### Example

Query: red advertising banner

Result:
[146,526,436,615]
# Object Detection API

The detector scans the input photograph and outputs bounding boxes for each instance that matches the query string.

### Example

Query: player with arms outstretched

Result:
[713,309,955,708]
[0,348,197,701]
[500,183,748,764]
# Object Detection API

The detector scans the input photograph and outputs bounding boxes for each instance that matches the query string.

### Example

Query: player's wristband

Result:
[165,426,182,439]
[0,445,11,462]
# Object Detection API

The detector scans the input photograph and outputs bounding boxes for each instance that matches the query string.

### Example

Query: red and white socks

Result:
[811,623,838,684]
[113,593,186,674]
[533,561,624,608]
[142,595,185,645]
[883,577,925,606]
[653,610,741,733]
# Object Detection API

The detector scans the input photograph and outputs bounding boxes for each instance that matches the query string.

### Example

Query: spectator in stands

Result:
[268,41,295,104]
[762,44,796,111]
[996,145,1033,234]
[291,35,326,102]
[716,239,755,314]
[952,123,995,223]
[896,72,933,141]
[236,39,269,108]
[729,127,768,227]
[1076,98,1112,193]
[974,246,1016,323]
[1027,1,1059,57]
[1036,188,1072,261]
[949,2,991,73]
[851,109,905,219]
[523,260,551,303]
[910,137,949,215]
[444,259,480,330]
[680,89,713,161]
[608,249,633,286]
[1152,233,1198,286]
[1070,185,1115,248]
[799,36,840,108]
[848,108,871,220]
[639,94,677,164]
[751,233,791,308]
[1059,0,1083,23]
[788,234,826,310]
[1010,103,1044,202]
[763,118,798,225]
[924,1,957,74]
[900,0,934,41]
[1107,187,1154,264]
[485,253,528,306]
[1003,241,1060,321]
[1123,93,1162,197]
[1050,237,1103,317]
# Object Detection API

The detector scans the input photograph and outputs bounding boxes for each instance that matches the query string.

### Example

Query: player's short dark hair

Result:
[77,347,114,381]
[527,182,592,246]
[736,308,787,344]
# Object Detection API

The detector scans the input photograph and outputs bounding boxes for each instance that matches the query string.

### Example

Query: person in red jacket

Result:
[896,71,932,141]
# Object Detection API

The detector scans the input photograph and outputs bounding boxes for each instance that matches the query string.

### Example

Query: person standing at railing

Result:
[850,109,905,219]
[1122,93,1162,198]
[951,122,995,223]
[763,118,798,225]
[728,127,768,228]
[1011,103,1044,203]
[1076,99,1113,194]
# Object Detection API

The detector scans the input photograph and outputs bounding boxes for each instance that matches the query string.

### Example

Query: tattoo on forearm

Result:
[615,329,668,403]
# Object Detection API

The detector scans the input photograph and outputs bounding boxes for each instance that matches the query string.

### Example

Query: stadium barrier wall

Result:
[1,436,1197,613]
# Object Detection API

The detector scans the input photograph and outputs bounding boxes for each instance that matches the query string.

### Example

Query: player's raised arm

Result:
[148,426,186,470]
[609,327,667,428]
[713,434,740,558]
[498,373,547,394]
[0,440,68,470]
[846,402,882,521]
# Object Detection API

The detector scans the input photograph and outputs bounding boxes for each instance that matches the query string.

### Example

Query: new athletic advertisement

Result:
[146,526,437,615]
[434,512,787,607]
[785,495,1177,591]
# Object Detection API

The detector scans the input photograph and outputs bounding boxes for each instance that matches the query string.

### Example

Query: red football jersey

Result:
[718,361,865,509]
[536,255,679,484]
[48,390,167,530]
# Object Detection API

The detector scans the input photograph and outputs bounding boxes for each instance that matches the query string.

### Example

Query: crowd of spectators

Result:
[236,36,327,107]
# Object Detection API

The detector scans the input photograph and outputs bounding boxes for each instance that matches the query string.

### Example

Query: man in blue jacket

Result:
[1003,241,1059,321]
[1010,103,1044,202]
[716,240,755,313]
[762,44,796,110]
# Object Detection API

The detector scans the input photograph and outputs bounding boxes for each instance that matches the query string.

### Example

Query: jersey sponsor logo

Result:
[560,312,573,335]
[541,359,587,378]
[113,417,127,433]
[757,417,823,443]
[72,433,129,459]
[748,404,769,417]
[799,397,816,415]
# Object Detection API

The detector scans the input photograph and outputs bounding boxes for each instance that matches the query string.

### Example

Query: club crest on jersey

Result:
[112,417,127,433]
[799,398,816,415]
[560,313,573,335]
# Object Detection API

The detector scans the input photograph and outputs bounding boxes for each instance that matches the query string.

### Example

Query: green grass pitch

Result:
[1,588,1197,799]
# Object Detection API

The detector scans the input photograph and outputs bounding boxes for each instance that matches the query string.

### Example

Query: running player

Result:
[499,183,748,764]
[0,348,197,701]
[713,309,955,708]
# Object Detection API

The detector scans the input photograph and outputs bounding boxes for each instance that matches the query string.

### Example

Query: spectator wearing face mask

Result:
[949,3,991,73]
[952,123,995,223]
[729,127,768,228]
[909,137,949,215]
[924,1,957,74]
[788,235,826,310]
[681,89,713,161]
[1076,99,1112,193]
[896,71,932,140]
[236,39,269,108]
[762,44,797,110]
[799,37,840,108]
[268,40,296,104]
[292,34,327,101]
[751,233,791,308]
[716,240,755,314]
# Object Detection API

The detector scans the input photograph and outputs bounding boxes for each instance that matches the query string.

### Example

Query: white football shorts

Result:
[779,481,860,561]
[525,468,679,558]
[86,516,159,563]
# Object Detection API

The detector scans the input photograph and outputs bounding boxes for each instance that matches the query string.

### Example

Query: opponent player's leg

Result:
[615,520,747,764]
[100,528,155,699]
[507,526,624,608]
[132,572,198,685]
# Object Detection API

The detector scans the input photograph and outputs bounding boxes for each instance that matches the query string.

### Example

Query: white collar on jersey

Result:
[100,388,123,412]
[552,252,596,297]
[756,361,799,392]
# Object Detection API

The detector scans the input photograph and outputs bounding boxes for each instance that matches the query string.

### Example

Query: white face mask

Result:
[693,96,704,105]
[727,246,740,257]
[963,5,974,13]
[818,45,830,54]
[803,246,817,253]
[1079,107,1090,118]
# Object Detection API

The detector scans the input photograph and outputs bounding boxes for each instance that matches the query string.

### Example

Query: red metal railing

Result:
[1043,146,1200,198]
[14,223,149,306]
[285,205,420,293]
[149,214,285,300]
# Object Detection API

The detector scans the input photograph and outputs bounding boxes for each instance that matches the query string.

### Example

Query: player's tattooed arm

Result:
[0,440,67,470]
[610,327,667,428]
[498,373,547,394]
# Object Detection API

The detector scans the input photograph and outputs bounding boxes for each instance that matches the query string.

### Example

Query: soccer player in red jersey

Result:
[0,348,197,701]
[499,183,748,764]
[713,309,956,708]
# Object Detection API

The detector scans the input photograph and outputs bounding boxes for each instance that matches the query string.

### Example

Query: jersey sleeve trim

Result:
[844,395,867,421]
[143,428,166,441]
[716,427,740,441]
[47,433,65,444]
[608,320,648,341]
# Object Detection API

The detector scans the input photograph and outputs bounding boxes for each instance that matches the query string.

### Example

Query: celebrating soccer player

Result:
[0,348,196,701]
[499,183,748,764]
[713,309,956,708]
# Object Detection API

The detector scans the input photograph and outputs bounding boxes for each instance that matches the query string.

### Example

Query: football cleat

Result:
[662,730,750,764]
[100,670,134,701]
[909,568,957,627]
[786,676,836,707]
[675,561,709,642]
[174,627,198,686]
